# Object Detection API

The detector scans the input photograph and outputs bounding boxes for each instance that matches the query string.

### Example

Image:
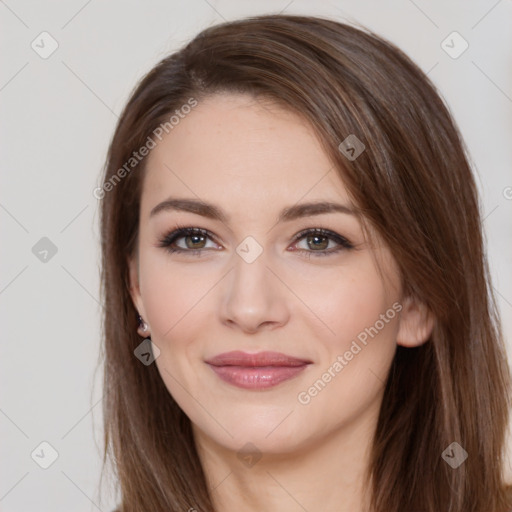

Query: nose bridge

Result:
[229,240,273,304]
[219,237,289,331]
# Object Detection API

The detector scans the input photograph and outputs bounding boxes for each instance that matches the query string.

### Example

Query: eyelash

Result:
[157,224,354,258]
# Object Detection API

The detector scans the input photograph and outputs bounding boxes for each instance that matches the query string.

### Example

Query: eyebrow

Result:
[149,197,355,223]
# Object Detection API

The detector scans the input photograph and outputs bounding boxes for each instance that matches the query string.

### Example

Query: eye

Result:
[157,225,220,256]
[290,228,353,257]
[157,225,353,257]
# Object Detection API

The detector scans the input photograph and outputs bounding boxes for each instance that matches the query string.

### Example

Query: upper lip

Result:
[205,351,312,367]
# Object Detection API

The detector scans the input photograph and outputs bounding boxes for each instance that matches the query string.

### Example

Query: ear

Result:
[128,254,146,320]
[396,295,435,347]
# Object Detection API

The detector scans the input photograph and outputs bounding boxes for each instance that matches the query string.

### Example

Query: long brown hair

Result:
[98,14,512,512]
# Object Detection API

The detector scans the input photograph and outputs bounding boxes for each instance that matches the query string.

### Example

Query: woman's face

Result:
[129,92,427,456]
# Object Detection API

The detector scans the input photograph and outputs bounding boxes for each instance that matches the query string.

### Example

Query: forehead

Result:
[140,92,353,219]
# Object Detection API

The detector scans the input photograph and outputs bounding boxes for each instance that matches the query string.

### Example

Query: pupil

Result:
[308,235,328,250]
[187,235,205,249]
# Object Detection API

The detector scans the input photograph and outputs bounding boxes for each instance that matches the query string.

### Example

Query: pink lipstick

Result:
[205,351,311,390]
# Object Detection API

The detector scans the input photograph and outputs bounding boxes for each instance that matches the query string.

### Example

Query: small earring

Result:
[137,314,149,336]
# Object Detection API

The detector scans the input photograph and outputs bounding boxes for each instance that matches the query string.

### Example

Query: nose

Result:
[218,248,290,334]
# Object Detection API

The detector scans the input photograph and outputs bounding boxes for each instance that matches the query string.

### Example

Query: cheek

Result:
[331,283,397,348]
[287,260,398,346]
[137,252,222,404]
[138,249,215,338]
[295,275,400,417]
[292,261,400,401]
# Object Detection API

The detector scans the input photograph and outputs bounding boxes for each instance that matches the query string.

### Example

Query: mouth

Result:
[205,351,312,390]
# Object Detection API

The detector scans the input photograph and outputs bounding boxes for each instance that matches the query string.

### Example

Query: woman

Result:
[98,14,512,512]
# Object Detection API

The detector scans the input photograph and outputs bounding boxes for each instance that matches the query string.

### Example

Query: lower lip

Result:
[207,364,309,389]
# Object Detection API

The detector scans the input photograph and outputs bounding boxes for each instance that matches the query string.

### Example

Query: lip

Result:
[205,351,312,390]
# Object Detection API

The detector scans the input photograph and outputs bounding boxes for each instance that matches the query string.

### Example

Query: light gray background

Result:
[1,1,511,511]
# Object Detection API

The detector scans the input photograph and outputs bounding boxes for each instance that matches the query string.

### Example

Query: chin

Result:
[228,430,302,457]
[199,411,311,456]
